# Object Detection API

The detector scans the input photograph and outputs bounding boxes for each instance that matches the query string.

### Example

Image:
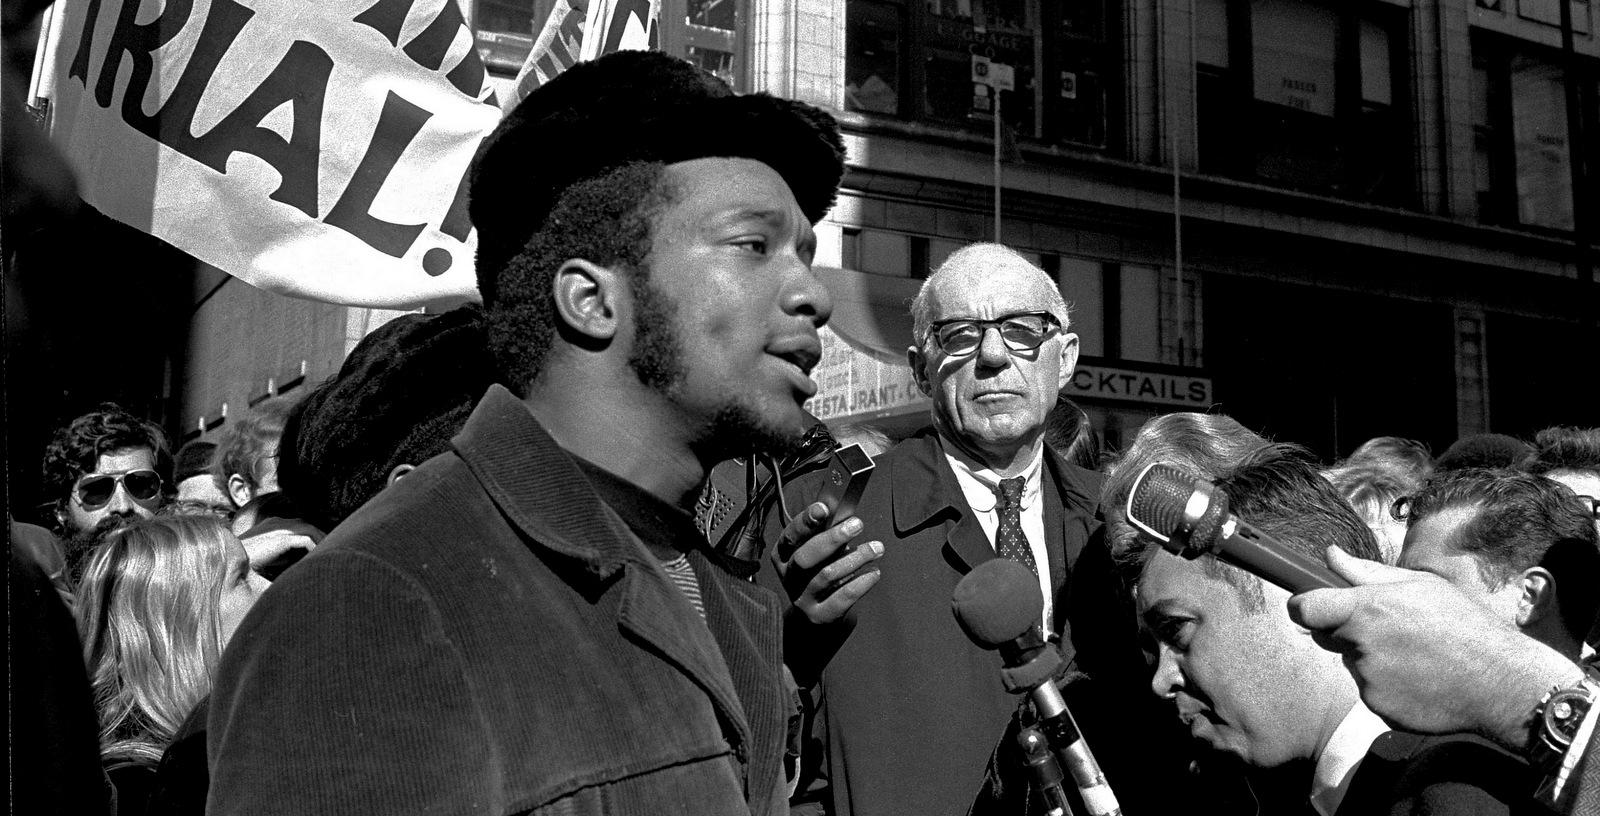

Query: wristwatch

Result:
[1530,671,1600,773]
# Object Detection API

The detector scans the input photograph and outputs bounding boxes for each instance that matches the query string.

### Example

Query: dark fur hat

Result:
[279,305,496,531]
[469,50,846,297]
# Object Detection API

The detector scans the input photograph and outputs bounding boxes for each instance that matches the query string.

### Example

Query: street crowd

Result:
[8,19,1600,816]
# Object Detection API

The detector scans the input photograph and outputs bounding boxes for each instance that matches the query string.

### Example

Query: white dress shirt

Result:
[943,442,1053,633]
[1309,701,1390,816]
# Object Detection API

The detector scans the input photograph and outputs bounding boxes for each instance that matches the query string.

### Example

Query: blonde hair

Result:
[76,515,233,766]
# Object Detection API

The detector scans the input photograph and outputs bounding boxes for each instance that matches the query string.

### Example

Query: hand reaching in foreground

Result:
[1288,547,1584,753]
[239,518,324,582]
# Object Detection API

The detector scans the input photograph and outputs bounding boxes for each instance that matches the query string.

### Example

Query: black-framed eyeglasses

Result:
[74,470,163,510]
[928,311,1061,357]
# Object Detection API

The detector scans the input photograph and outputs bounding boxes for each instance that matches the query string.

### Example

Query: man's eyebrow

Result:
[713,207,787,226]
[1140,599,1187,624]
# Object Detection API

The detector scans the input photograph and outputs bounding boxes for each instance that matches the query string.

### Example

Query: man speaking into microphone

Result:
[1124,446,1535,816]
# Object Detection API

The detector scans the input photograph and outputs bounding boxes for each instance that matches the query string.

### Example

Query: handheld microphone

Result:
[953,559,1122,816]
[1124,462,1350,593]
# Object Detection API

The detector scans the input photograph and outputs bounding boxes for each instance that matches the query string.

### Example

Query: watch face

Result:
[1545,686,1596,746]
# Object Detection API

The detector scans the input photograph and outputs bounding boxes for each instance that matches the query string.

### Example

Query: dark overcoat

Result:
[207,385,790,815]
[1335,731,1543,816]
[813,427,1102,816]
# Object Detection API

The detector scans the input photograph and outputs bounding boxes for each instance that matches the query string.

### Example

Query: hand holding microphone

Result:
[1125,462,1350,593]
[953,559,1122,816]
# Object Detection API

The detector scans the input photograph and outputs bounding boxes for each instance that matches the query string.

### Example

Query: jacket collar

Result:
[451,384,648,585]
[452,386,777,801]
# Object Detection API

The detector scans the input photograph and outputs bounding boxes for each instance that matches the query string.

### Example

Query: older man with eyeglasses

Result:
[788,243,1194,816]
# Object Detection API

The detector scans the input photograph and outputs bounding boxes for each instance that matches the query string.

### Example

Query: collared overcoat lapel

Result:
[453,386,767,800]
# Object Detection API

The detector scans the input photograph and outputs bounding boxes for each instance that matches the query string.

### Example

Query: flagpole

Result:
[994,88,1002,243]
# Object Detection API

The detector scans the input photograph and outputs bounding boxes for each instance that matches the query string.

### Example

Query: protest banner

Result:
[41,0,502,308]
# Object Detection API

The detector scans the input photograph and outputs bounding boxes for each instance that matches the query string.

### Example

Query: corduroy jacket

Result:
[207,385,790,815]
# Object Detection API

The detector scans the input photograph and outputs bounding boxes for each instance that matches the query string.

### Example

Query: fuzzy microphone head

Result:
[952,558,1043,650]
[1127,463,1231,558]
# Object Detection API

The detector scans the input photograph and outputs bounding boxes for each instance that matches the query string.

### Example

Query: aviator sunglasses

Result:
[928,311,1061,357]
[73,469,163,510]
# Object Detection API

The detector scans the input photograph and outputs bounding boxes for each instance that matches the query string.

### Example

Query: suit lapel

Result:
[889,430,994,574]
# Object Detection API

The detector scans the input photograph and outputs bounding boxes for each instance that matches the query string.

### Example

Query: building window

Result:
[1196,0,1415,207]
[841,228,932,277]
[471,0,746,89]
[845,0,1120,151]
[847,0,906,114]
[1159,268,1202,368]
[1472,31,1598,232]
[1517,0,1592,33]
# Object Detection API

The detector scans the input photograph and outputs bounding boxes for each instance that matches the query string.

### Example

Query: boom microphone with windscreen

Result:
[953,559,1122,816]
[1124,462,1350,593]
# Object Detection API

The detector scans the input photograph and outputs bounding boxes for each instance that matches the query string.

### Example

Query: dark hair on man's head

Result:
[211,396,296,502]
[1524,427,1600,477]
[1122,446,1382,613]
[1436,433,1534,472]
[1044,398,1103,471]
[1406,468,1599,640]
[1346,436,1433,481]
[173,440,216,484]
[483,162,675,394]
[41,405,169,526]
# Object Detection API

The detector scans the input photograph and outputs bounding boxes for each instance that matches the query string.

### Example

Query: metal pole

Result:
[995,88,1003,243]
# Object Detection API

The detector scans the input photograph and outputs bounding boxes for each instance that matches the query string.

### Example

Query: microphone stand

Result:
[998,627,1122,816]
[1018,725,1076,816]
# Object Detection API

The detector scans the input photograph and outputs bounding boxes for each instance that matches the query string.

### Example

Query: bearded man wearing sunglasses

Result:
[40,406,169,571]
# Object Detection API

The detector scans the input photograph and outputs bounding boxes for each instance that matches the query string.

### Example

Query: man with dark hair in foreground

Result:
[207,51,877,814]
[1131,449,1538,815]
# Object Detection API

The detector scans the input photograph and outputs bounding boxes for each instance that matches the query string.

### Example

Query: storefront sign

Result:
[804,327,928,422]
[1067,363,1211,408]
[43,0,503,307]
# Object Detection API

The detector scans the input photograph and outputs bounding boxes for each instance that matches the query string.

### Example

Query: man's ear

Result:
[1056,331,1080,392]
[552,259,627,341]
[907,344,933,397]
[226,473,253,509]
[1516,567,1558,629]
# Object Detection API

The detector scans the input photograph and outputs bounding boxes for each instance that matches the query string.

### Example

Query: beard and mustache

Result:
[62,511,148,586]
[625,271,808,463]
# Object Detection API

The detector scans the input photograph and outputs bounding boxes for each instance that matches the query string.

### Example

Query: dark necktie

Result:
[995,477,1038,576]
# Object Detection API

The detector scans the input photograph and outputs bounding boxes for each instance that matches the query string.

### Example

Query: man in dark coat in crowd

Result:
[799,243,1168,816]
[206,51,873,814]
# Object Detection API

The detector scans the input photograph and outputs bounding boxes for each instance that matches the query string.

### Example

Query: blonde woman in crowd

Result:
[76,515,268,815]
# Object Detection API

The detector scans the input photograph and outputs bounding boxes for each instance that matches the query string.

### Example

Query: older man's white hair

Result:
[909,243,1071,349]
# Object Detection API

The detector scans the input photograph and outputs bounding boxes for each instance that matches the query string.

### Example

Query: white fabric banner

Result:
[42,0,502,308]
